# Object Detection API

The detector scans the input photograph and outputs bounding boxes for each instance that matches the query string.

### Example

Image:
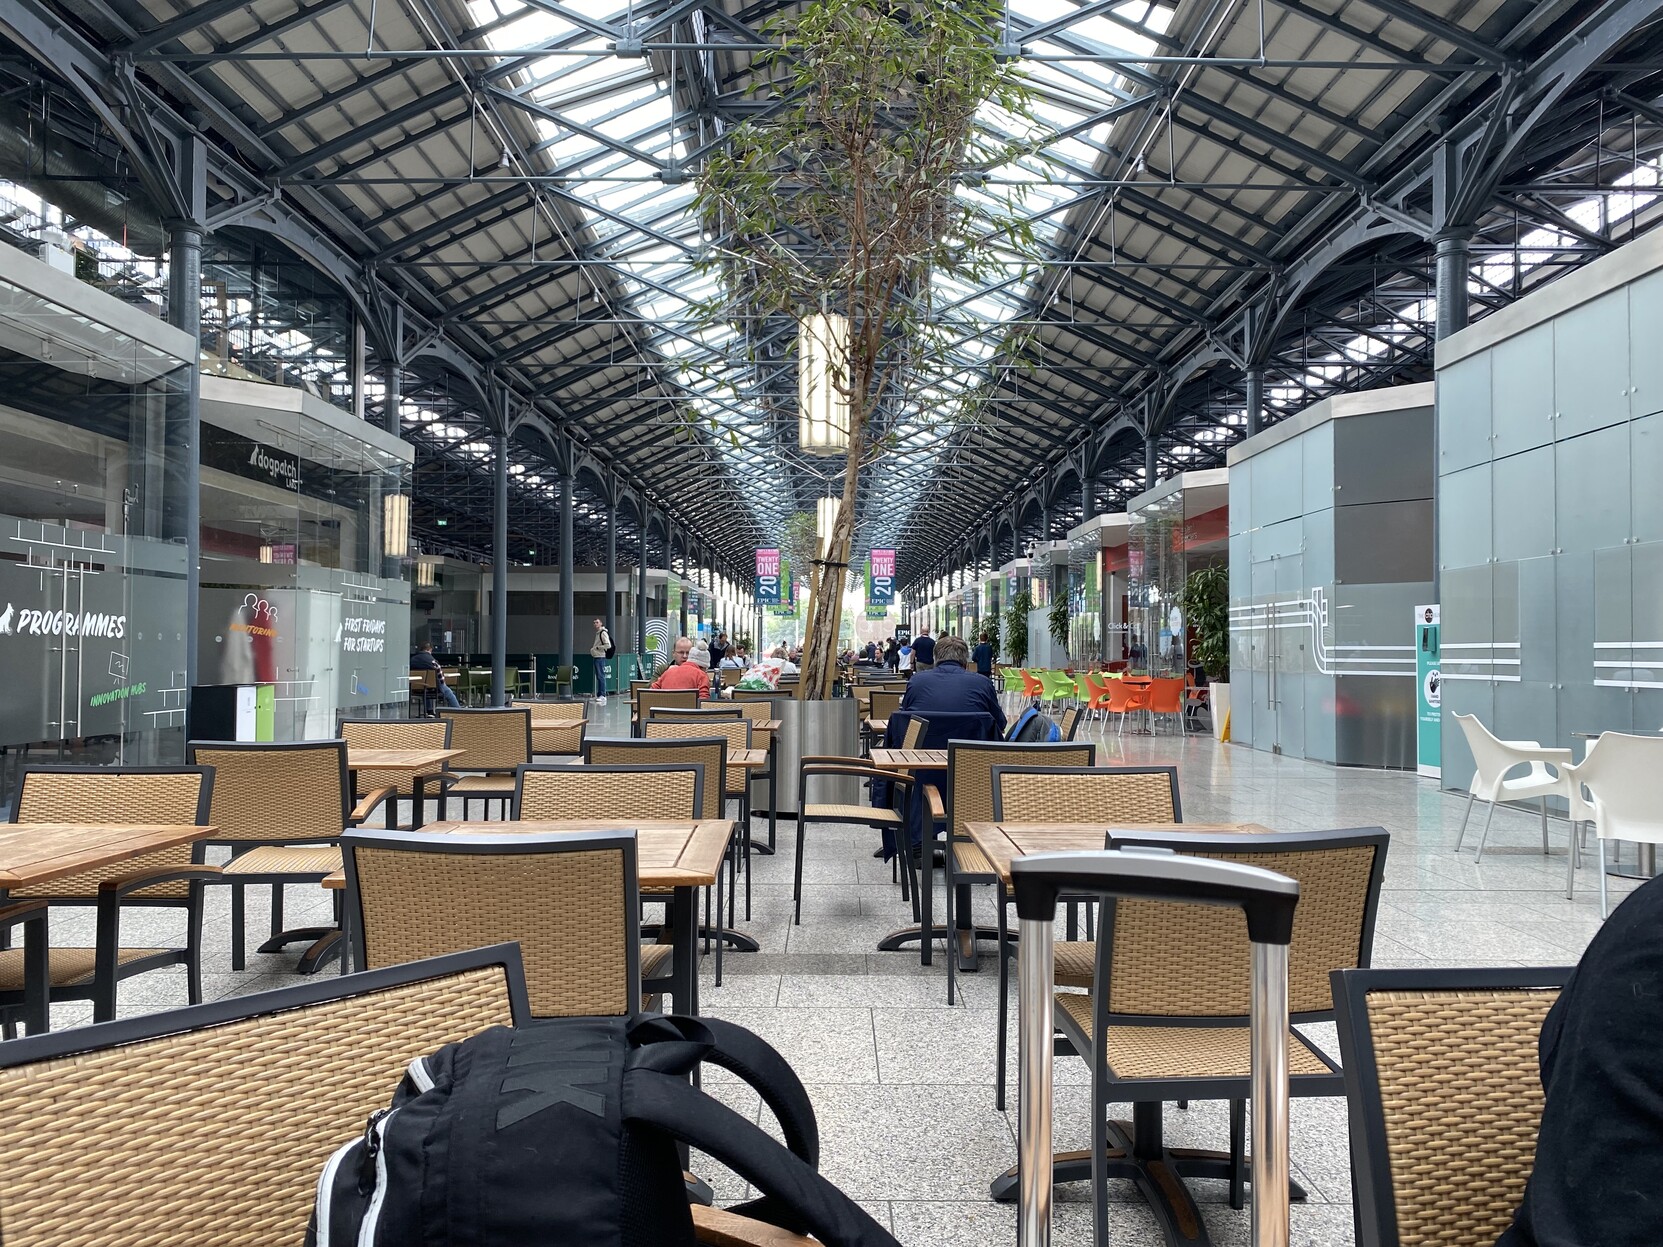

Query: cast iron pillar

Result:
[166,217,203,702]
[1245,366,1264,438]
[1435,234,1472,340]
[491,433,508,706]
[559,468,575,676]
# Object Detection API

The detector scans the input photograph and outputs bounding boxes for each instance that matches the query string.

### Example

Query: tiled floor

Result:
[41,699,1632,1245]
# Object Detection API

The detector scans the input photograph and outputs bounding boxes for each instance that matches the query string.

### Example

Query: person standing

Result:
[589,617,612,705]
[972,632,995,680]
[912,627,936,671]
[883,637,899,672]
[709,631,728,667]
[897,639,915,674]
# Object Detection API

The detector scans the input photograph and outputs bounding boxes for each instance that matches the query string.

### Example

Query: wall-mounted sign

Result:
[202,429,302,492]
[1416,604,1441,778]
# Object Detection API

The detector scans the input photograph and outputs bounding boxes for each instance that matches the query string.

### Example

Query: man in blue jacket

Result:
[898,635,1004,735]
[912,627,936,671]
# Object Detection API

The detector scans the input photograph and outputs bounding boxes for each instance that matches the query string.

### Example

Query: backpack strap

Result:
[628,1015,818,1165]
[622,1070,899,1247]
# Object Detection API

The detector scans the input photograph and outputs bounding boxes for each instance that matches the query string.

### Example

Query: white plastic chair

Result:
[1562,732,1663,917]
[1451,714,1571,861]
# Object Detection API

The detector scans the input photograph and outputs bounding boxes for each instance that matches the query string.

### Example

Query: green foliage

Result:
[1005,589,1033,667]
[780,511,820,583]
[1178,563,1231,680]
[982,609,1001,661]
[1047,596,1070,652]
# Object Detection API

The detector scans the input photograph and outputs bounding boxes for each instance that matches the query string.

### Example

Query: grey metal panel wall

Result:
[1436,262,1663,793]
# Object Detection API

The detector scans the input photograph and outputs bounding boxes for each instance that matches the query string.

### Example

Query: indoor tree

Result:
[1178,563,1230,679]
[695,0,1045,697]
[1005,589,1033,667]
[1047,595,1070,657]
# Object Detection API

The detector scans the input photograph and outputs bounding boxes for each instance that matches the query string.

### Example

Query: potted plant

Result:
[1178,563,1231,741]
[694,0,1044,701]
[1005,590,1032,668]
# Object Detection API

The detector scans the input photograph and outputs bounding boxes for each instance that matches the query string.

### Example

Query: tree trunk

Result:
[798,444,863,699]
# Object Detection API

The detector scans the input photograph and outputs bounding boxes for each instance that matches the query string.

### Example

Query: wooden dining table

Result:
[323,819,732,1015]
[345,747,465,831]
[0,822,215,1034]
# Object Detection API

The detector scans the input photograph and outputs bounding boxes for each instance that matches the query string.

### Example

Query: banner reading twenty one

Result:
[755,548,782,605]
[868,548,896,606]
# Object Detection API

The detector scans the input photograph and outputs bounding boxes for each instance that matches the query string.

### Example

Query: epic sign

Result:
[755,548,782,605]
[867,548,895,606]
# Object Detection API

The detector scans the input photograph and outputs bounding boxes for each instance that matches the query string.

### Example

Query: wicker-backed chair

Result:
[0,945,527,1246]
[189,739,388,972]
[942,740,1096,1004]
[585,736,734,979]
[862,689,905,755]
[1,766,216,1025]
[633,688,701,733]
[344,828,657,1014]
[527,700,589,757]
[513,762,704,823]
[1331,965,1569,1247]
[1036,827,1389,1242]
[643,719,755,918]
[1058,705,1083,741]
[338,716,455,830]
[439,706,533,818]
[899,714,929,749]
[984,763,1181,1109]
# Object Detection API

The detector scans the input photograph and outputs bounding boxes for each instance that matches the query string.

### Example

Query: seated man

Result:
[650,636,709,694]
[897,635,1005,736]
[1496,872,1663,1247]
[410,643,460,710]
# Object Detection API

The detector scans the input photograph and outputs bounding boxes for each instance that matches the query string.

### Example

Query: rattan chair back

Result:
[187,740,350,846]
[526,700,586,721]
[868,689,905,722]
[438,707,532,772]
[338,717,453,797]
[900,715,930,749]
[634,689,700,721]
[514,763,704,821]
[1333,966,1567,1247]
[990,764,1180,826]
[0,946,526,1247]
[731,688,783,702]
[1059,706,1082,740]
[8,766,213,899]
[649,706,743,720]
[948,741,1096,841]
[1100,827,1389,1018]
[586,738,726,820]
[643,718,753,752]
[344,829,642,1018]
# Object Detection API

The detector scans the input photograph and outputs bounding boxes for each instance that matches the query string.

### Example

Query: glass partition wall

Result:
[198,384,412,739]
[0,254,195,795]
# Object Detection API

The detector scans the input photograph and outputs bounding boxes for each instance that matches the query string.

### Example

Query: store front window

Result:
[198,379,412,739]
[0,252,194,795]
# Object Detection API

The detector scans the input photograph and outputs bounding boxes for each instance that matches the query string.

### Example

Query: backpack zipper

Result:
[354,1108,397,1247]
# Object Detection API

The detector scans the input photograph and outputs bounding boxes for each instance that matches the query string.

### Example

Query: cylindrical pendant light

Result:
[799,312,850,456]
[383,492,411,559]
[816,495,841,559]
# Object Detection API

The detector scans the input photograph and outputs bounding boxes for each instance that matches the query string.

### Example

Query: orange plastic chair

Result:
[1105,679,1149,735]
[1147,677,1187,733]
[1019,669,1044,701]
[1082,672,1113,719]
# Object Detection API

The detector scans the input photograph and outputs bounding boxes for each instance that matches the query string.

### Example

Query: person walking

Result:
[883,637,899,672]
[589,617,612,705]
[972,631,995,680]
[709,631,729,667]
[912,627,936,671]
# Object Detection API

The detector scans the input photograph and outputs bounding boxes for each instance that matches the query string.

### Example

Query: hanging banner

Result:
[865,604,888,620]
[755,548,782,605]
[868,548,896,606]
[1416,604,1441,778]
[770,577,799,618]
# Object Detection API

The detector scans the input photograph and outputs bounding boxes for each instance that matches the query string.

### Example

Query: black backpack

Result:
[308,1013,898,1247]
[604,628,617,659]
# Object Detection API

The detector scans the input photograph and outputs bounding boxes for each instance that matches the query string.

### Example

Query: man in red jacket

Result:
[650,636,708,694]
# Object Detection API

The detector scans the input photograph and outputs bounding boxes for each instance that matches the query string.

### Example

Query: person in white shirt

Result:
[770,645,799,676]
[897,641,915,673]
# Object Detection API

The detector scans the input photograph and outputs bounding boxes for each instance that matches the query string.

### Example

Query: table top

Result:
[347,748,465,772]
[964,821,1275,885]
[728,748,770,769]
[869,748,949,771]
[324,819,734,890]
[867,719,889,733]
[0,823,215,889]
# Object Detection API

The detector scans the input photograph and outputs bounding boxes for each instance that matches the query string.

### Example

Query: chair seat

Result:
[449,774,517,794]
[223,845,343,877]
[801,803,901,825]
[0,946,169,991]
[1057,994,1333,1081]
[691,1203,817,1247]
[641,944,674,980]
[952,839,994,878]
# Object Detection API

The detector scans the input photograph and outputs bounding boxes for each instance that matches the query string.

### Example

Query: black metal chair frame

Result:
[438,706,533,819]
[795,758,916,925]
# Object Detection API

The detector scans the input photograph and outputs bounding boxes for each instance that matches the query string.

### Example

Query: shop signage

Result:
[755,548,782,605]
[868,548,895,606]
[1416,604,1441,778]
[203,429,302,492]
